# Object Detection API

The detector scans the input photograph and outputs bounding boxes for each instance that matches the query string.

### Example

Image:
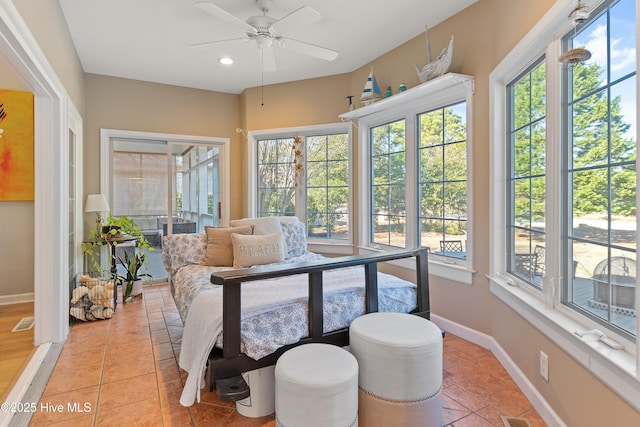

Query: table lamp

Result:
[85,194,110,234]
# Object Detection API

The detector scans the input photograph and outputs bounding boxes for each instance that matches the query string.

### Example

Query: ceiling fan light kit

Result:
[192,0,339,71]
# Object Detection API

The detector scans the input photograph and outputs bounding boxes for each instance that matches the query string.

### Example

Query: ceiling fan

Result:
[192,0,339,72]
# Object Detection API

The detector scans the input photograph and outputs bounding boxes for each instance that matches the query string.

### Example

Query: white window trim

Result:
[247,122,353,245]
[341,73,475,284]
[489,0,640,411]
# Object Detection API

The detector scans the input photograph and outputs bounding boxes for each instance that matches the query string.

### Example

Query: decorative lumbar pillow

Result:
[231,232,286,268]
[280,220,307,258]
[205,225,253,266]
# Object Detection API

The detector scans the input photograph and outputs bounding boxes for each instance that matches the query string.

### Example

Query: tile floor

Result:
[28,284,547,426]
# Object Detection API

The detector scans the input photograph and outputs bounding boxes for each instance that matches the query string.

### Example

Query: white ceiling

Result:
[58,0,477,94]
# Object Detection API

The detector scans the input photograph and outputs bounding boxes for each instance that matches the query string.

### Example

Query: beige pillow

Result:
[204,225,253,266]
[231,232,286,268]
[230,217,283,236]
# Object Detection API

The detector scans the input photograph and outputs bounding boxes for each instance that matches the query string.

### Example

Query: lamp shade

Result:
[85,194,110,213]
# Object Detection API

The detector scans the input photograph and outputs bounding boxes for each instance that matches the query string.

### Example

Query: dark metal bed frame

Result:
[206,248,430,401]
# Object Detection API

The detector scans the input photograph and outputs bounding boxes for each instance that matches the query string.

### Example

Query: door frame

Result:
[99,128,231,226]
[0,1,71,422]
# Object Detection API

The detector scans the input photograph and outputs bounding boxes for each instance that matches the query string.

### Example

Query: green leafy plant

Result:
[82,214,153,274]
[117,250,152,298]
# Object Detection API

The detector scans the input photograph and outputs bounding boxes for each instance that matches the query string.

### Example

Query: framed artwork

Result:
[0,89,34,201]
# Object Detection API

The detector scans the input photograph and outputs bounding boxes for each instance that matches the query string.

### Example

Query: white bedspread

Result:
[178,266,416,406]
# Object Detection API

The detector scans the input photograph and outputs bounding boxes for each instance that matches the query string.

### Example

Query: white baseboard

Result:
[0,293,34,305]
[430,314,567,427]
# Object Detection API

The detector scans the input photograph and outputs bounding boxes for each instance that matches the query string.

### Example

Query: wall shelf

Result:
[340,73,474,121]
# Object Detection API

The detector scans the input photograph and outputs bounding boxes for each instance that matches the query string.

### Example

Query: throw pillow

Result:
[231,232,286,268]
[280,220,307,258]
[204,225,253,266]
[230,217,283,236]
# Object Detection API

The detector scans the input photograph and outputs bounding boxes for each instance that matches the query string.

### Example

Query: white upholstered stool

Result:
[349,312,443,427]
[275,343,359,427]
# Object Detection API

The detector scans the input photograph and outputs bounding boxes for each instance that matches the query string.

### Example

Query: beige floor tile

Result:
[97,372,158,411]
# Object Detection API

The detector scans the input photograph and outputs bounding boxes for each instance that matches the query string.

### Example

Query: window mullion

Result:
[545,39,562,307]
[405,113,418,249]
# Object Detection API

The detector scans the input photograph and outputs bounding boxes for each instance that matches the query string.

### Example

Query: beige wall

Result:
[12,0,85,115]
[84,74,242,222]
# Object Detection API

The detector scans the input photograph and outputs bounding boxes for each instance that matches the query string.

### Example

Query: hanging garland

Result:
[292,135,303,186]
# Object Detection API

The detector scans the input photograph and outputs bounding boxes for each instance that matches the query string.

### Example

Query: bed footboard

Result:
[207,248,430,401]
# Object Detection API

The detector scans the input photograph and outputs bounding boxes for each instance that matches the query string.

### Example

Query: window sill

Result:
[488,274,640,412]
[358,246,474,285]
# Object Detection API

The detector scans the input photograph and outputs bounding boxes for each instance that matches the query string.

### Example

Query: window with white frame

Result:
[418,102,468,259]
[342,73,474,278]
[371,119,406,247]
[504,0,636,339]
[492,0,638,406]
[251,124,351,241]
[507,59,547,288]
[563,0,636,339]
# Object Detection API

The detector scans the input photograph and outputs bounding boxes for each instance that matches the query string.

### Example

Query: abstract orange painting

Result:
[0,89,34,200]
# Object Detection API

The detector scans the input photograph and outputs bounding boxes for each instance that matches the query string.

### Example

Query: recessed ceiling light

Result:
[218,57,234,65]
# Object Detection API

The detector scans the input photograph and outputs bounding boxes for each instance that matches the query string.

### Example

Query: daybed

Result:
[161,216,431,407]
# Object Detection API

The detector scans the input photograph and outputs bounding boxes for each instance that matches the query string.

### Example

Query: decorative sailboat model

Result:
[414,27,454,83]
[360,68,382,106]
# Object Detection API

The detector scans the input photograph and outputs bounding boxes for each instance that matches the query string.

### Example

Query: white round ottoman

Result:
[349,312,443,427]
[275,343,359,427]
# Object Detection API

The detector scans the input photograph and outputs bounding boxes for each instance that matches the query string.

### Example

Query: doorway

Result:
[101,129,230,281]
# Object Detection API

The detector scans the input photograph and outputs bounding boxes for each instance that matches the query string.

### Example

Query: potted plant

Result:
[117,250,152,300]
[82,214,154,274]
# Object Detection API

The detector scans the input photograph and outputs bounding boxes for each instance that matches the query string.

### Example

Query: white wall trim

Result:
[0,0,69,348]
[431,314,568,427]
[0,293,34,305]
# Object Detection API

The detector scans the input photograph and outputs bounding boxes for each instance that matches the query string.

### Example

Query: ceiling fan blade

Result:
[189,37,250,48]
[259,46,277,72]
[270,6,321,35]
[280,38,338,61]
[194,1,257,34]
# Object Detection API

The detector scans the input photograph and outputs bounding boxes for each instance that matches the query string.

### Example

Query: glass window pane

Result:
[444,141,466,181]
[610,0,636,82]
[572,90,609,168]
[513,128,531,178]
[610,77,637,164]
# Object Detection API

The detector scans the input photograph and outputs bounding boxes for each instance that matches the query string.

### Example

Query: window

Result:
[418,103,468,259]
[250,124,351,241]
[256,138,296,216]
[563,0,636,339]
[491,0,638,408]
[371,119,406,247]
[507,60,547,287]
[178,145,221,229]
[306,134,350,240]
[341,73,474,282]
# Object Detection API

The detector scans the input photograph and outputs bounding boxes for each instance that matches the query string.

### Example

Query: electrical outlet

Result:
[539,351,549,381]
